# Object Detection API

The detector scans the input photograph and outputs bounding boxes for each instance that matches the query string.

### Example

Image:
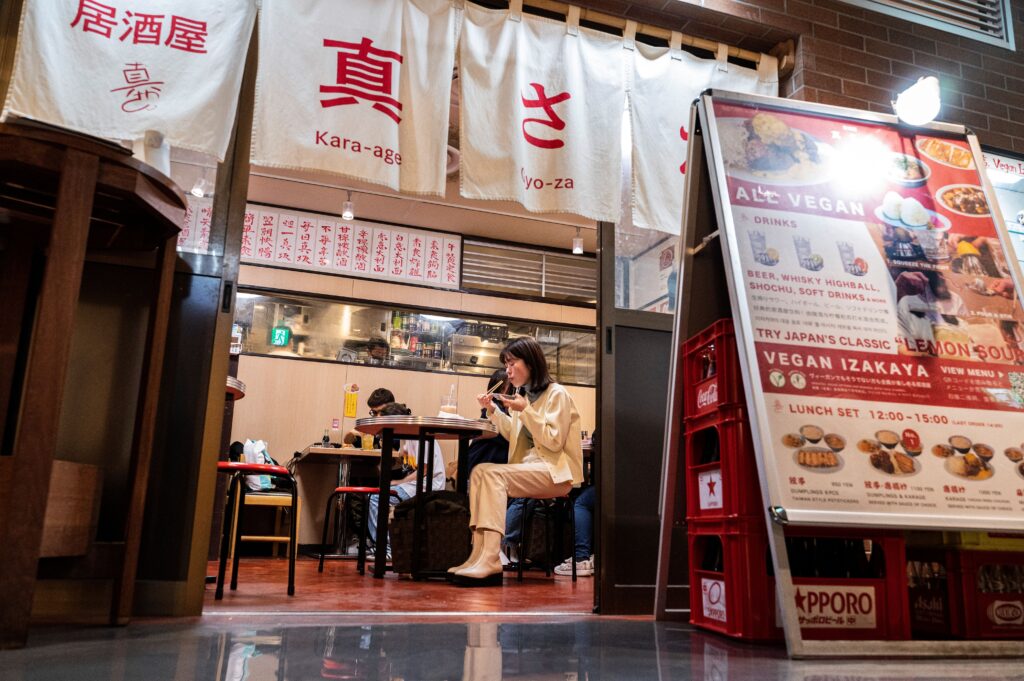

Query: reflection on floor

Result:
[204,557,595,614]
[6,619,1024,681]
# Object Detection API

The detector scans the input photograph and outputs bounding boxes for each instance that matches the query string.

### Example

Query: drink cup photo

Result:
[440,384,458,416]
[362,435,375,451]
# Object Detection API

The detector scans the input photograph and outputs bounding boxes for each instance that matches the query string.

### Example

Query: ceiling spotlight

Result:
[572,227,584,255]
[341,190,355,221]
[893,76,940,127]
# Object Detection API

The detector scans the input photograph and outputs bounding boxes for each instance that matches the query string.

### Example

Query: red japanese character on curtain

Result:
[70,0,117,38]
[521,83,571,149]
[110,63,164,113]
[119,12,164,45]
[320,37,404,124]
[165,15,208,53]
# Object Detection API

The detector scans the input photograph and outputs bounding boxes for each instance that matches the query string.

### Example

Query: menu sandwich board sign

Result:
[697,91,1024,532]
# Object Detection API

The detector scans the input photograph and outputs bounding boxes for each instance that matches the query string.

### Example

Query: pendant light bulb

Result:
[341,190,355,221]
[190,167,211,198]
[572,227,584,255]
[892,76,941,127]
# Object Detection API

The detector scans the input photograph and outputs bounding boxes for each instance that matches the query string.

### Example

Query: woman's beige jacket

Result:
[487,383,583,486]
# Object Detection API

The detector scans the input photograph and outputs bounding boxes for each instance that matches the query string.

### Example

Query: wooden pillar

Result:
[0,149,98,649]
[111,239,179,624]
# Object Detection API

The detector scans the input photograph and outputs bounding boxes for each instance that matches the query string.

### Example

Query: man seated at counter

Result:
[366,402,447,560]
[343,387,394,448]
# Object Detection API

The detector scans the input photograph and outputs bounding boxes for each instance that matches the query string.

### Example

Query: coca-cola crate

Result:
[683,319,744,419]
[906,547,964,639]
[689,519,910,641]
[957,550,1024,639]
[685,406,763,521]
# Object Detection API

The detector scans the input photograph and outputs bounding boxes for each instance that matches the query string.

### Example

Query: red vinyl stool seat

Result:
[319,486,400,575]
[215,461,298,599]
[517,493,577,582]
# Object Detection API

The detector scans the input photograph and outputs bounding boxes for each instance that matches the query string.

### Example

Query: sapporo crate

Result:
[688,518,910,642]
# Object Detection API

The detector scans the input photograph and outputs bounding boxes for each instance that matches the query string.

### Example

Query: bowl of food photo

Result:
[887,153,930,187]
[936,184,990,217]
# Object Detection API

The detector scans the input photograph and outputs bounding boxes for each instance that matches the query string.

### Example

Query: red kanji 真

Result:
[320,37,404,124]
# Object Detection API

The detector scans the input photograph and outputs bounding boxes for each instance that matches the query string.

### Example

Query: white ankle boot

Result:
[448,528,485,574]
[452,530,503,586]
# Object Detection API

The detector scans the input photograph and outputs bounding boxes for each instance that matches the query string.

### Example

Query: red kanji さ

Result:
[521,83,571,149]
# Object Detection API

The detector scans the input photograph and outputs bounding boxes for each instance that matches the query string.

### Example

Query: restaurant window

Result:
[462,240,597,305]
[614,222,679,314]
[233,290,597,386]
[839,0,1014,50]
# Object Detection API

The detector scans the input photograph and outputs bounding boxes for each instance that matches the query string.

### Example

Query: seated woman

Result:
[366,402,446,559]
[449,336,584,586]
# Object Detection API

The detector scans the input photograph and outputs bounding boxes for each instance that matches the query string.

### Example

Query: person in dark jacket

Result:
[466,369,512,474]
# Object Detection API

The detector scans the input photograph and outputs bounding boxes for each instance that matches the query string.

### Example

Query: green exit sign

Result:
[270,326,291,347]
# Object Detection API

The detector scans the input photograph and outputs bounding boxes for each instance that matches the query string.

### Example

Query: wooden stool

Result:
[215,462,297,599]
[228,491,302,560]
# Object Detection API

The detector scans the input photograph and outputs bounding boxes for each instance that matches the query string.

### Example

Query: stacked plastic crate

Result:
[907,532,1024,639]
[685,319,910,641]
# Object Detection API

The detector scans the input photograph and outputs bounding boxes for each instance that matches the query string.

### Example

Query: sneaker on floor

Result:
[367,546,392,562]
[554,557,593,577]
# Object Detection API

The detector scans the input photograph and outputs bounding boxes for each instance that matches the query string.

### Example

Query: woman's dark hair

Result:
[379,402,412,416]
[367,388,395,408]
[499,336,553,392]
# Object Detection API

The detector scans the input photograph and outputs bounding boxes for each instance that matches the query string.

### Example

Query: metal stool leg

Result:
[319,491,342,573]
[357,493,370,576]
[215,474,240,600]
[568,497,577,582]
[230,483,246,591]
[544,502,553,577]
[287,480,297,596]
[517,500,529,583]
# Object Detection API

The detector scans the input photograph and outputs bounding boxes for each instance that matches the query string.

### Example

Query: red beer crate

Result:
[689,519,911,641]
[683,319,744,420]
[779,525,911,641]
[688,517,780,641]
[957,550,1024,639]
[685,406,764,521]
[906,547,964,639]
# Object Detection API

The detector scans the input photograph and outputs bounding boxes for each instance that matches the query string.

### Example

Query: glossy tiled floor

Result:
[4,619,1024,680]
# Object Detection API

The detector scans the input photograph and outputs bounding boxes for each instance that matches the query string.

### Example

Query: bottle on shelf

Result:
[322,428,330,447]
